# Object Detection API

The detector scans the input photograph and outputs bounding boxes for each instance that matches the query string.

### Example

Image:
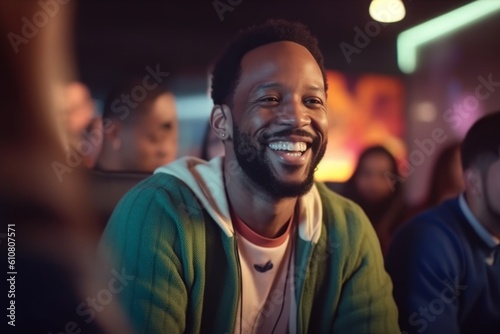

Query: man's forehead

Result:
[252,82,326,95]
[237,41,324,87]
[241,41,316,66]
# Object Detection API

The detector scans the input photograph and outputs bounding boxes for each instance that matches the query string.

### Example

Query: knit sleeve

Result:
[99,175,206,334]
[386,215,463,334]
[332,204,401,334]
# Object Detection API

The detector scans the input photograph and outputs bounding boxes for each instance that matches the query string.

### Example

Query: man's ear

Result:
[210,104,233,140]
[464,168,483,197]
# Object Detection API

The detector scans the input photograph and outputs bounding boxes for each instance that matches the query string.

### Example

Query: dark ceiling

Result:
[75,0,475,97]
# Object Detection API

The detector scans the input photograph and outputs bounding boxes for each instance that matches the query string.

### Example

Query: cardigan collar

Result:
[154,156,323,243]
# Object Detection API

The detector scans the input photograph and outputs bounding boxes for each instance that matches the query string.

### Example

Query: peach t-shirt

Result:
[231,209,296,334]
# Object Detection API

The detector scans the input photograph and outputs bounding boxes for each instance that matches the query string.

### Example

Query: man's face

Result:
[483,157,500,222]
[228,41,328,198]
[121,93,178,172]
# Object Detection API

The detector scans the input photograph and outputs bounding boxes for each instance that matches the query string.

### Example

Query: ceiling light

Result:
[369,0,406,23]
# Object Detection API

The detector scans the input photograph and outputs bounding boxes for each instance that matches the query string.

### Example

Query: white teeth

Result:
[268,141,307,152]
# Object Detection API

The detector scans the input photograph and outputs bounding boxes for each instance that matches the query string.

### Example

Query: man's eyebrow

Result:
[254,82,283,91]
[253,83,326,95]
[306,85,326,95]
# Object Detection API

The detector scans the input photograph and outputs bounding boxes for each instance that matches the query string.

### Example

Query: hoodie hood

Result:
[155,156,322,243]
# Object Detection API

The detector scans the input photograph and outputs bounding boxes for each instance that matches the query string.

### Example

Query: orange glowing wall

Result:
[315,70,406,182]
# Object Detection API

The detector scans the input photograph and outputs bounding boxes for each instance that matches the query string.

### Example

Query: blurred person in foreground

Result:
[0,1,131,333]
[64,81,95,141]
[101,19,399,333]
[386,111,500,334]
[341,145,406,255]
[64,81,95,139]
[95,78,178,173]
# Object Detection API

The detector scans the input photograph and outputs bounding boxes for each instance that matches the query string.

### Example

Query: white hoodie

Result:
[154,156,323,243]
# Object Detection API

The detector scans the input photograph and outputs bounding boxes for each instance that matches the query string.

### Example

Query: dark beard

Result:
[231,121,326,199]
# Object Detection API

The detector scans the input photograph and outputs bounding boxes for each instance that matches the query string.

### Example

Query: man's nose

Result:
[275,99,311,127]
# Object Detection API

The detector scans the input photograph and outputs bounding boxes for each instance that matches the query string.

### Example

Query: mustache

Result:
[261,129,316,142]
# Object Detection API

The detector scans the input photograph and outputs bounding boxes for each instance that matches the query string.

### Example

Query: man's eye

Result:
[259,96,279,103]
[162,122,173,130]
[305,97,324,105]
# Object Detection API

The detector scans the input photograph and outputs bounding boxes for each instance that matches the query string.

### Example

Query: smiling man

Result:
[100,20,399,333]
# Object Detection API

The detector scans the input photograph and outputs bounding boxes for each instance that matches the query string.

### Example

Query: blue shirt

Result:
[386,196,500,334]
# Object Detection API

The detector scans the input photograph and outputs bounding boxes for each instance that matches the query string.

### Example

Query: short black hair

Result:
[211,19,327,106]
[102,76,171,124]
[461,111,500,170]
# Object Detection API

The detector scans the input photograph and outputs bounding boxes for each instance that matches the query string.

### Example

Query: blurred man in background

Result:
[90,78,178,229]
[95,78,178,173]
[387,111,500,334]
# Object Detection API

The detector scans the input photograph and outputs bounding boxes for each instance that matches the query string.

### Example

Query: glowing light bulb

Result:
[369,0,406,23]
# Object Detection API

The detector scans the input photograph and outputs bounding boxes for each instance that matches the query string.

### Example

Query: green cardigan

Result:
[100,173,399,333]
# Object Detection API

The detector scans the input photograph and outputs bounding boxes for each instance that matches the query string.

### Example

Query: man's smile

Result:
[266,140,311,166]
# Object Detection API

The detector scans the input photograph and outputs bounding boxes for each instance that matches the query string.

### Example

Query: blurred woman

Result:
[341,145,405,255]
[409,143,465,219]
